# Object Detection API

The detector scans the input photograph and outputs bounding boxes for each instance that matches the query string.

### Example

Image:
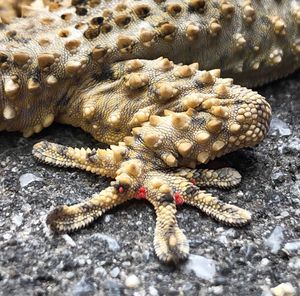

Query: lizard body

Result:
[0,0,298,137]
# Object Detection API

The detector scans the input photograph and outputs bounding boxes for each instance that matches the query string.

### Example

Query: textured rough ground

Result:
[0,71,299,295]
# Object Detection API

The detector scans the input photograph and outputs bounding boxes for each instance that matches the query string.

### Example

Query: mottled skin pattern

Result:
[0,0,298,262]
[0,0,46,23]
[0,0,27,23]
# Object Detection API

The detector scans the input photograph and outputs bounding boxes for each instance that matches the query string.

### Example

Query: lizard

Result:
[0,0,298,263]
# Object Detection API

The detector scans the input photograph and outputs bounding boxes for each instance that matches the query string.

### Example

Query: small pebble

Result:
[288,257,300,270]
[210,286,224,295]
[149,286,159,296]
[121,261,131,267]
[65,272,75,279]
[104,280,123,295]
[104,215,111,223]
[125,274,140,289]
[62,234,76,247]
[185,254,216,280]
[77,258,86,267]
[110,267,120,278]
[19,173,42,188]
[284,240,300,252]
[72,276,96,296]
[218,229,236,246]
[265,226,284,254]
[3,233,12,240]
[94,267,107,277]
[260,258,270,267]
[237,191,244,197]
[280,211,289,218]
[270,283,296,296]
[91,233,120,252]
[261,287,273,296]
[11,214,23,227]
[271,170,285,183]
[270,118,292,136]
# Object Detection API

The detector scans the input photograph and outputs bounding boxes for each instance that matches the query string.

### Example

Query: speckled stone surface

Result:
[0,71,299,296]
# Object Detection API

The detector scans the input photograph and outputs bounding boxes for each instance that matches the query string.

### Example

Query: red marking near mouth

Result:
[174,192,184,205]
[134,186,147,199]
[118,186,124,193]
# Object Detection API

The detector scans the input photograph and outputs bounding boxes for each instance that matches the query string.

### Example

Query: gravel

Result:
[0,71,299,295]
[125,274,140,289]
[265,225,284,254]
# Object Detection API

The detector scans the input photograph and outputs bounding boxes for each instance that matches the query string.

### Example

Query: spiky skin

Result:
[0,0,298,135]
[0,0,295,262]
[32,66,272,262]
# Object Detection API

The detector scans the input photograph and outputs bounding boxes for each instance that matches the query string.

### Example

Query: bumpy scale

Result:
[0,0,34,24]
[0,0,298,135]
[32,60,272,262]
[0,0,296,262]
